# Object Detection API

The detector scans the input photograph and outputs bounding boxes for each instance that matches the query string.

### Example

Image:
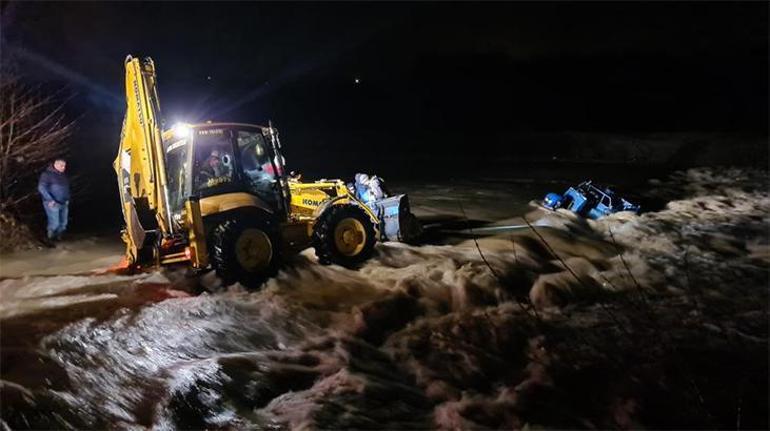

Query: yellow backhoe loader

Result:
[115,55,418,288]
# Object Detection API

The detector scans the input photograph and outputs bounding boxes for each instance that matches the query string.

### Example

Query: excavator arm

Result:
[114,56,174,265]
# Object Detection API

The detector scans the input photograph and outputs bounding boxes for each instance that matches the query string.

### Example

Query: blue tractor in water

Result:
[543,181,640,219]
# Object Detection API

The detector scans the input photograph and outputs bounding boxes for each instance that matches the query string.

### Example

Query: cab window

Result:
[237,130,276,196]
[194,128,234,191]
[164,138,191,213]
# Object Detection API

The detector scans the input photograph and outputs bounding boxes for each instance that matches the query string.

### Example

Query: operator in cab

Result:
[201,149,228,178]
[198,148,234,189]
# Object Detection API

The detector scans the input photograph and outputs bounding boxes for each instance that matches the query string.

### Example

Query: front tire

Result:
[209,214,281,289]
[312,204,376,268]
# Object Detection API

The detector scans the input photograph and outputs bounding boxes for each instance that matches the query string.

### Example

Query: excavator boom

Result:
[114,56,174,264]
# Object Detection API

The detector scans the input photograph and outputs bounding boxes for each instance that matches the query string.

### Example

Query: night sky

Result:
[1,1,767,224]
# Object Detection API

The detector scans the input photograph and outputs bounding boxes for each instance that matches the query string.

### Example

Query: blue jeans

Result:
[43,201,69,239]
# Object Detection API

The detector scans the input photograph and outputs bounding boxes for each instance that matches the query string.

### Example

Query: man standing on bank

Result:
[38,158,70,243]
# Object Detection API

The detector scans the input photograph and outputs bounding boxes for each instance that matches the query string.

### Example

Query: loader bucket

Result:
[369,194,421,242]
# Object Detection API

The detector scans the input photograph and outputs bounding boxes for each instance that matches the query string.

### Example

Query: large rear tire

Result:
[312,204,376,268]
[209,214,281,289]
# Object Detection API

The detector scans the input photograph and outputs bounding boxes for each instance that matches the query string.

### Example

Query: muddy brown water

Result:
[1,169,767,429]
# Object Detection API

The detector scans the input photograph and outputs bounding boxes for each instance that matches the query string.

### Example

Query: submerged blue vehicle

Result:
[543,181,640,219]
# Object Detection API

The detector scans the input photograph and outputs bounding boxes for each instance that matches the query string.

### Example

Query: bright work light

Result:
[171,123,192,138]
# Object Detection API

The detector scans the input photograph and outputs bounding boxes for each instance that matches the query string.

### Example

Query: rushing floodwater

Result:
[1,167,767,429]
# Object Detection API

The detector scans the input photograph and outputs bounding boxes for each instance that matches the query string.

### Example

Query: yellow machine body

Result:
[289,180,351,213]
[199,192,275,218]
[115,56,380,273]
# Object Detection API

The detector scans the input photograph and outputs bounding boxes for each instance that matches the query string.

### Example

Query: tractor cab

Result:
[162,123,288,226]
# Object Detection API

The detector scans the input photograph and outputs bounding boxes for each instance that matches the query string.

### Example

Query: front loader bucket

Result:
[370,194,422,242]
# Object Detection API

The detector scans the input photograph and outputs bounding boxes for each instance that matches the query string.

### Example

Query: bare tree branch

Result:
[0,69,73,212]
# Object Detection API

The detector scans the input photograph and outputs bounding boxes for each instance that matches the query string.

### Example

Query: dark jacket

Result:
[38,166,70,204]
